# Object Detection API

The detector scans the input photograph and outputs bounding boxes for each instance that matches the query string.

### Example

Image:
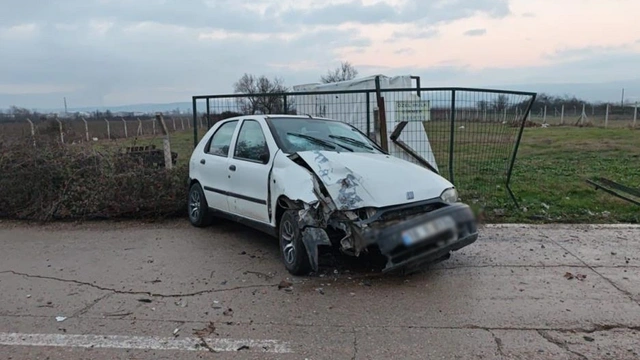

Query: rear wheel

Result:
[279,210,312,275]
[188,182,213,227]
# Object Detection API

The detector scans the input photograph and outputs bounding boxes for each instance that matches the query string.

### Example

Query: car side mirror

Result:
[259,152,269,164]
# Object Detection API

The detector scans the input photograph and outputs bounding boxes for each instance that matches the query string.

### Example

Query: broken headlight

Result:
[440,187,458,204]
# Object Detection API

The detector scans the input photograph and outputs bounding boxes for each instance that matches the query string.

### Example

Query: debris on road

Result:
[278,280,293,291]
[137,298,152,303]
[193,322,216,337]
[315,288,325,295]
[564,272,587,281]
[237,345,250,351]
[583,336,595,342]
[175,299,188,308]
[55,316,67,322]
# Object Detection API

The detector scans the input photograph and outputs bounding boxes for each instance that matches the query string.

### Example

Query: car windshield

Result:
[266,117,383,154]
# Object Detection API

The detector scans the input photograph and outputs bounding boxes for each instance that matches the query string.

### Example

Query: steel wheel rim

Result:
[189,189,201,220]
[281,219,296,264]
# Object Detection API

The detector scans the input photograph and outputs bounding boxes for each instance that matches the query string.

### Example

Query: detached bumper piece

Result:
[363,203,478,273]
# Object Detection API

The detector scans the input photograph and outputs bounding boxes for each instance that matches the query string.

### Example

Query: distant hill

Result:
[2,78,639,114]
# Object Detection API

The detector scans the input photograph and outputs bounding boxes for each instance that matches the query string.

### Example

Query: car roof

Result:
[219,114,339,122]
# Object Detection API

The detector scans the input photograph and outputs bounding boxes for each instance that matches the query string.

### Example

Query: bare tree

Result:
[233,73,289,114]
[494,94,509,111]
[320,61,359,84]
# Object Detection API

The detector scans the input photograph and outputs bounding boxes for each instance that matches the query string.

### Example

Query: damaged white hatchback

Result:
[188,115,478,275]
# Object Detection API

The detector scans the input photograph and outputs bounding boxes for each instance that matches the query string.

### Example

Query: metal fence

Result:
[192,86,536,207]
[0,115,195,144]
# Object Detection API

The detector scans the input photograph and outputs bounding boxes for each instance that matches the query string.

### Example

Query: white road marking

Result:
[482,223,640,229]
[0,332,292,353]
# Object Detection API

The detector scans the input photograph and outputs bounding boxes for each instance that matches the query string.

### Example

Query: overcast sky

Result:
[1,0,639,109]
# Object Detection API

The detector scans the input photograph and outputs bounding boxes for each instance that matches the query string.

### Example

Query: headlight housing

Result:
[440,187,458,204]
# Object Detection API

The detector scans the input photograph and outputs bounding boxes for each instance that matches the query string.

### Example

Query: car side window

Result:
[205,120,238,156]
[234,120,269,163]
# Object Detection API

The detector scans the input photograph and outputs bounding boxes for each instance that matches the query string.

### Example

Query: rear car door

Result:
[227,119,272,223]
[198,120,239,213]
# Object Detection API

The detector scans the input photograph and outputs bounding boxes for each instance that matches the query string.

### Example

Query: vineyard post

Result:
[121,117,128,138]
[105,118,111,140]
[25,118,36,147]
[155,113,173,170]
[81,117,89,142]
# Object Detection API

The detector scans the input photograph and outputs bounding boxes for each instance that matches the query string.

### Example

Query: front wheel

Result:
[279,210,312,275]
[188,183,213,227]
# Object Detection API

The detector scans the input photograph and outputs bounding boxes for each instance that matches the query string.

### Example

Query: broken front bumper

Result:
[361,202,478,273]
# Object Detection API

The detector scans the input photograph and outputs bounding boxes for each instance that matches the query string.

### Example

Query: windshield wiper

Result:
[328,135,374,150]
[287,133,353,152]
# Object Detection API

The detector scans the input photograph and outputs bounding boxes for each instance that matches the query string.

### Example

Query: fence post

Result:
[155,113,173,170]
[366,92,371,137]
[634,102,638,128]
[192,97,198,148]
[206,98,211,129]
[25,118,36,147]
[121,117,128,138]
[172,117,176,131]
[137,118,143,136]
[448,90,456,184]
[181,117,185,130]
[56,117,64,144]
[581,104,586,126]
[81,117,89,142]
[152,119,156,135]
[502,108,507,123]
[283,94,288,114]
[543,106,547,124]
[105,119,111,140]
[605,104,609,128]
[560,105,565,125]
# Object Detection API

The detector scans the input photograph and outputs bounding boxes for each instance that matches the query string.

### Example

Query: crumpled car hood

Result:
[295,150,453,210]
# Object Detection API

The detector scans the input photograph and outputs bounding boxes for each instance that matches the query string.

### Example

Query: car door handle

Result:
[200,159,205,164]
[229,165,236,171]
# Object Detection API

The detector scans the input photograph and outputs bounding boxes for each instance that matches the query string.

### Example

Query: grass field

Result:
[96,122,639,224]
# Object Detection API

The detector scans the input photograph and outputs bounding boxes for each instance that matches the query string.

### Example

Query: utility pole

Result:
[621,88,625,107]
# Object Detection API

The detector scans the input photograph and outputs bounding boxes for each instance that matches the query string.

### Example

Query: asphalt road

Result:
[0,219,639,360]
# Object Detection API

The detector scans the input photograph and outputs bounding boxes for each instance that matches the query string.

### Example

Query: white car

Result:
[188,114,478,275]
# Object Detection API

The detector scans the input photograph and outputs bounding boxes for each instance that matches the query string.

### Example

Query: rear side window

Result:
[205,120,238,156]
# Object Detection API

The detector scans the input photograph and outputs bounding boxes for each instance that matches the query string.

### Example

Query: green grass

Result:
[497,127,640,223]
[96,124,639,224]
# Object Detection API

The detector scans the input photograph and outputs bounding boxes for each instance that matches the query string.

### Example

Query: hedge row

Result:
[0,140,188,221]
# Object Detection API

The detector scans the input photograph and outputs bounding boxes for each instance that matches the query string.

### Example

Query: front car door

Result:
[199,119,239,214]
[227,119,273,223]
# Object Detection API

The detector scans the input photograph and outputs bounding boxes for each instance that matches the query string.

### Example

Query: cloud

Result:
[464,28,487,37]
[282,0,510,25]
[0,19,372,107]
[388,28,439,42]
[1,0,639,108]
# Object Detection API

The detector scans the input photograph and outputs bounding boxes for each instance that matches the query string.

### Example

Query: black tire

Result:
[188,182,213,227]
[279,210,312,275]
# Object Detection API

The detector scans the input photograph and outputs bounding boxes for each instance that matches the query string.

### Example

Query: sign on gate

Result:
[395,100,431,122]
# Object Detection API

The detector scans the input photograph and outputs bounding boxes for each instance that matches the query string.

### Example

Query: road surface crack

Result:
[537,330,588,360]
[487,330,505,357]
[544,238,640,307]
[0,270,279,298]
[351,327,358,360]
[71,293,113,318]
